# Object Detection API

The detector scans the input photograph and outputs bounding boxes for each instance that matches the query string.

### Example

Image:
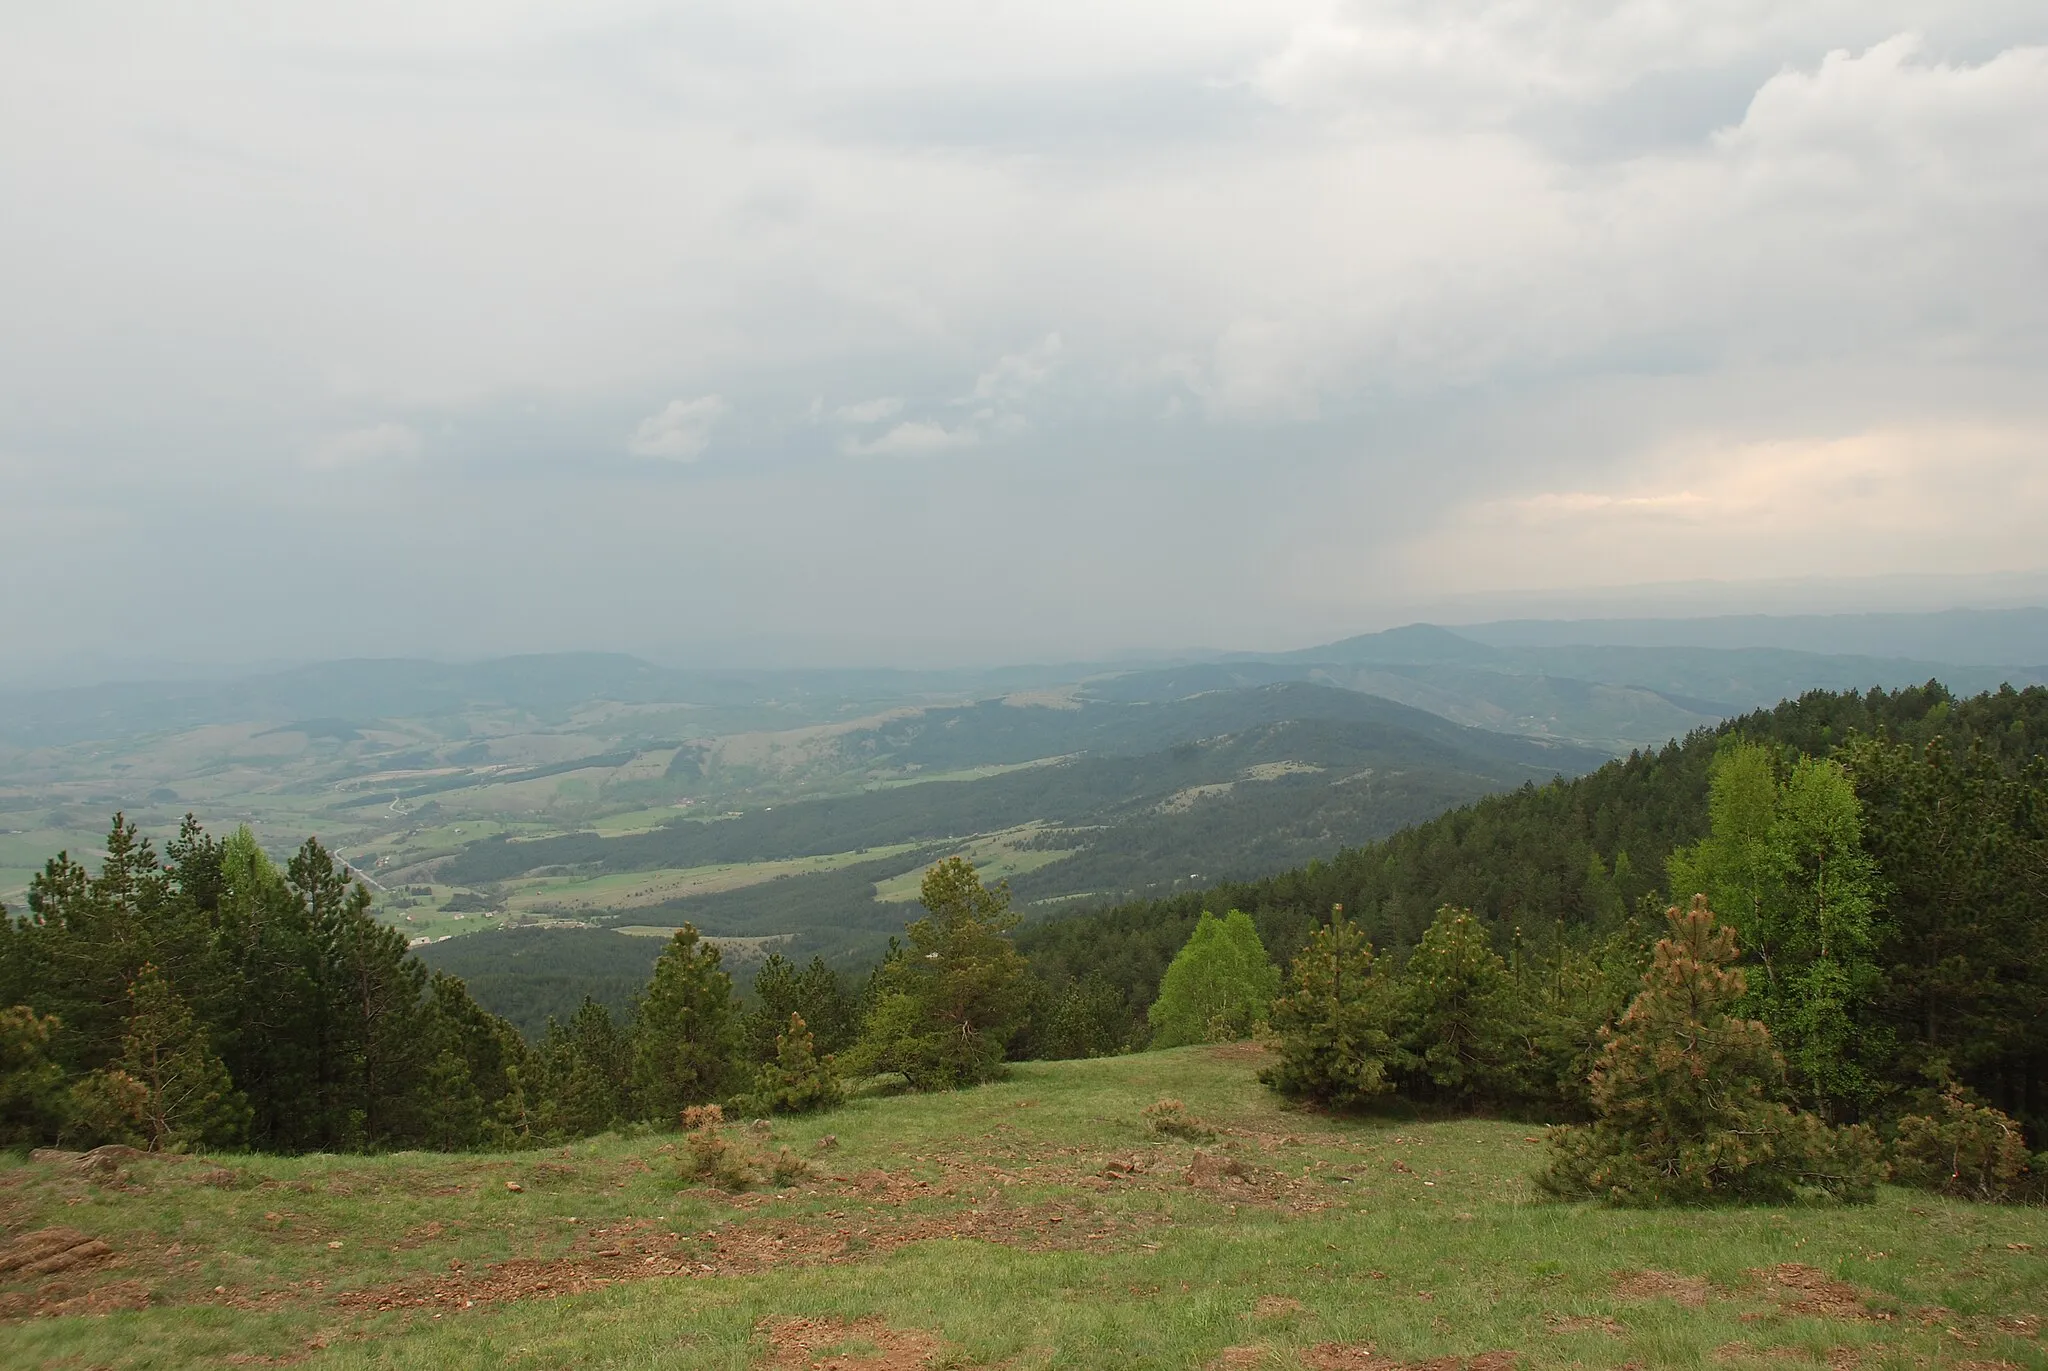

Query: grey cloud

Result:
[1,2,2044,672]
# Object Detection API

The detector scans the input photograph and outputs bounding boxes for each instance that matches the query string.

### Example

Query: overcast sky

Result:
[3,2,2045,675]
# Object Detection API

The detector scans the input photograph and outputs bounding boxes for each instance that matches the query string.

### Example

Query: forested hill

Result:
[1019,680,2048,1123]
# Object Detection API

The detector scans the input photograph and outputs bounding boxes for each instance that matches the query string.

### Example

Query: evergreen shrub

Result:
[1538,897,1882,1205]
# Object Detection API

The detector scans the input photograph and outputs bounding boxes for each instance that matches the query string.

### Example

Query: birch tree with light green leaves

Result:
[1667,742,1883,1119]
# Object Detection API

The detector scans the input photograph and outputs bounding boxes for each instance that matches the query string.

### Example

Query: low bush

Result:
[1891,1088,2039,1202]
[738,1013,843,1117]
[1142,1098,1217,1142]
[677,1103,813,1191]
[1538,898,1882,1206]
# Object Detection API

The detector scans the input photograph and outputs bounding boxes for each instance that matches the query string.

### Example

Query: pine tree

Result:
[1539,898,1879,1205]
[288,838,434,1149]
[744,953,856,1063]
[1523,928,1643,1117]
[207,826,322,1151]
[846,858,1029,1090]
[119,964,249,1152]
[1395,906,1527,1106]
[1147,909,1280,1048]
[421,971,526,1146]
[743,1013,843,1116]
[1262,909,1398,1106]
[631,925,739,1122]
[536,999,631,1139]
[0,1005,67,1145]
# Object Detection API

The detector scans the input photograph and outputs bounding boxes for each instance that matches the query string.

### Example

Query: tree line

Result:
[2,680,2041,1174]
[0,821,1052,1152]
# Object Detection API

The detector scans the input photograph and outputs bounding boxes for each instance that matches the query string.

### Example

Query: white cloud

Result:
[833,396,904,425]
[843,419,979,457]
[965,334,1062,405]
[626,395,729,461]
[305,422,422,470]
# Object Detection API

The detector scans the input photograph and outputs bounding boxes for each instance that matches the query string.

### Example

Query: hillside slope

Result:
[3,1045,2041,1370]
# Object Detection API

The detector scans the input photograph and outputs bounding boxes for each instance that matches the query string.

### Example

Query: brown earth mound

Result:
[758,1314,948,1370]
[1746,1264,1887,1321]
[0,1225,142,1320]
[0,1227,114,1278]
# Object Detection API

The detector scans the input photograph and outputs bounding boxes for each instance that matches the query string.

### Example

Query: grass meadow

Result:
[2,1045,2043,1370]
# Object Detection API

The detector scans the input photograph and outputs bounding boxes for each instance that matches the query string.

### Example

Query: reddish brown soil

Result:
[1744,1264,1912,1322]
[0,1226,144,1319]
[757,1314,948,1370]
[335,1186,1150,1313]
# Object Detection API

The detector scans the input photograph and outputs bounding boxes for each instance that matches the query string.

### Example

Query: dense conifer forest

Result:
[1021,681,2048,1137]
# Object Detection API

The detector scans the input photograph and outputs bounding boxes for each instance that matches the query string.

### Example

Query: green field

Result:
[871,826,1076,903]
[501,846,925,916]
[0,824,111,908]
[3,1045,2042,1370]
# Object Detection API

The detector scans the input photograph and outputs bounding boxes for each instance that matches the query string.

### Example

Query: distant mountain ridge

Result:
[1456,607,2048,664]
[6,607,2044,758]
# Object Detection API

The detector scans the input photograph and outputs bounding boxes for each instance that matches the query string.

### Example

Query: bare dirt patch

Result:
[335,1185,1146,1314]
[1745,1265,1893,1322]
[757,1314,948,1370]
[1612,1269,1714,1308]
[1302,1346,1519,1370]
[1252,1296,1304,1318]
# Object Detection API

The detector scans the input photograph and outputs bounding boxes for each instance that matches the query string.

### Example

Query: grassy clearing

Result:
[864,755,1077,791]
[502,846,923,913]
[872,827,1075,902]
[3,1046,2043,1370]
[0,826,111,908]
[587,807,696,838]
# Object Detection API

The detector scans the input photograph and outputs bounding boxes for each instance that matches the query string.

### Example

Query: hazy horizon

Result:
[9,575,2048,691]
[5,4,2046,676]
